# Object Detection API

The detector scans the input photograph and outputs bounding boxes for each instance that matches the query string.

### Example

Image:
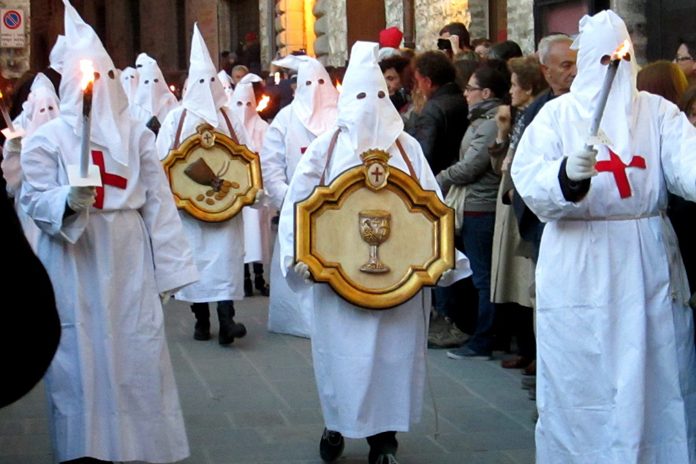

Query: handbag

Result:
[444,184,467,234]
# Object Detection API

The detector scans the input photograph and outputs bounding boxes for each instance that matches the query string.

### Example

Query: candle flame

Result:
[335,81,342,93]
[612,40,631,60]
[256,95,270,112]
[80,60,96,91]
[0,90,3,99]
[274,71,281,85]
[169,84,177,92]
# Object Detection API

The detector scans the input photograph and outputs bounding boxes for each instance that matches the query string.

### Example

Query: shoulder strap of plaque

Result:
[395,137,417,180]
[173,109,187,149]
[220,108,239,144]
[319,129,341,186]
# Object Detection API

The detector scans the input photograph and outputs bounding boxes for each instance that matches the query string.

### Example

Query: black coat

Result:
[407,82,469,176]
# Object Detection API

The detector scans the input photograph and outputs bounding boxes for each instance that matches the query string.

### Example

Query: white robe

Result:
[240,113,272,265]
[157,105,249,303]
[20,117,198,463]
[511,92,696,463]
[261,105,318,337]
[278,130,471,437]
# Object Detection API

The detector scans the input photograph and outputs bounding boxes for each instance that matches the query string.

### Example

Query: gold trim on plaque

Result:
[295,156,454,310]
[162,123,263,223]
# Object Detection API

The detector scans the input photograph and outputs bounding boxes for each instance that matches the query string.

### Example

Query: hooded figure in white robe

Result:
[157,23,250,345]
[278,41,471,462]
[18,1,198,462]
[120,66,138,106]
[261,55,338,338]
[218,69,234,104]
[131,53,178,132]
[229,76,273,275]
[511,10,696,463]
[1,73,61,250]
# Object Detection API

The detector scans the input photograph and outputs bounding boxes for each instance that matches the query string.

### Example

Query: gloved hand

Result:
[294,261,312,284]
[565,147,598,182]
[254,189,266,205]
[67,186,97,212]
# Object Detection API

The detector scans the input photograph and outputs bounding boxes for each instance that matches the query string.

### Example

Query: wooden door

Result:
[346,0,386,51]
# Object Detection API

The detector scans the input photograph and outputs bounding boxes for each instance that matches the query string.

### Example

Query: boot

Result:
[253,263,270,296]
[190,303,211,341]
[216,301,247,345]
[244,264,253,297]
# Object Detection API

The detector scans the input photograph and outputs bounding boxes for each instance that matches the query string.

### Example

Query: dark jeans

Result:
[461,212,496,353]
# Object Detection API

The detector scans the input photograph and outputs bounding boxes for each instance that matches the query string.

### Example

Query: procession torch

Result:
[0,89,24,140]
[586,40,631,147]
[79,60,95,178]
[256,95,270,112]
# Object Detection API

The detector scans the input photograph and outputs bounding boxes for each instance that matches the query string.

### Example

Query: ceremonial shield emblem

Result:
[162,124,262,222]
[295,150,455,309]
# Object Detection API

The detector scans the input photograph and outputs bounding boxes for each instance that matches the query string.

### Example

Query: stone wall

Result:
[611,0,647,64]
[384,0,403,32]
[313,0,347,67]
[413,0,471,52]
[506,0,534,54]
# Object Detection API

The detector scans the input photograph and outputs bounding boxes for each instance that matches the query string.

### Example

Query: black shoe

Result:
[370,453,399,464]
[191,303,211,341]
[217,302,247,345]
[254,276,270,297]
[319,428,344,462]
[244,278,253,297]
[193,321,211,341]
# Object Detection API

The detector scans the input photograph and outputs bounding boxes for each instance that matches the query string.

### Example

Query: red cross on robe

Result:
[91,150,128,209]
[595,148,646,199]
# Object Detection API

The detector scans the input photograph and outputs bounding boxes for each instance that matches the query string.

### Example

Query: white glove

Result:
[566,147,598,181]
[254,189,266,205]
[67,186,97,212]
[160,291,173,305]
[294,261,312,284]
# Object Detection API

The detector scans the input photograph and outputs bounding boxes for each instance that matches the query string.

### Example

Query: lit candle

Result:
[79,60,95,178]
[587,40,631,145]
[335,81,342,93]
[0,90,16,133]
[256,95,270,112]
[274,71,280,85]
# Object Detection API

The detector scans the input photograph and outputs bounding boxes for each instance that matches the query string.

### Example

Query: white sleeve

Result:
[260,111,290,210]
[659,99,696,201]
[155,108,180,160]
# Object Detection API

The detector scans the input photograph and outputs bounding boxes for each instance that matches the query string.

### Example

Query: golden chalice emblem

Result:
[359,210,391,273]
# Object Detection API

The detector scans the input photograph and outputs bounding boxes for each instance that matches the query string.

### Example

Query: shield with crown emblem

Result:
[162,123,263,222]
[295,149,455,309]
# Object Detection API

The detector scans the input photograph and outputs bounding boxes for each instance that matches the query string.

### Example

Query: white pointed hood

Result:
[120,67,139,105]
[22,73,61,137]
[60,0,130,166]
[239,73,263,85]
[336,41,403,154]
[570,10,638,161]
[292,57,338,136]
[49,35,67,74]
[229,82,258,131]
[183,23,228,127]
[217,70,234,103]
[133,53,178,121]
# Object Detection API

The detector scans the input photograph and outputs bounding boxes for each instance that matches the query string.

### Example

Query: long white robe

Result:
[20,117,198,463]
[261,105,317,337]
[511,92,696,463]
[240,109,272,265]
[157,106,249,302]
[279,130,471,437]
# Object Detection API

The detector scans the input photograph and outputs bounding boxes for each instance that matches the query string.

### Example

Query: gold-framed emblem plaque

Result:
[162,124,263,222]
[295,149,455,309]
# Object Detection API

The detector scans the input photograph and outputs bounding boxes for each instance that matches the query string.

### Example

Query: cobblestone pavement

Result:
[0,296,536,464]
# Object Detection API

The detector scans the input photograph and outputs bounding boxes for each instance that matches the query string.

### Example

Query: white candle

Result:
[586,40,631,146]
[0,91,16,133]
[79,60,95,178]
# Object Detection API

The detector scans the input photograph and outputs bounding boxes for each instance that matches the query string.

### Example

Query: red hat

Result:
[245,31,257,42]
[379,27,403,49]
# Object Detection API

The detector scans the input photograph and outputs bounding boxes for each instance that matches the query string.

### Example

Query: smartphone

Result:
[437,38,452,50]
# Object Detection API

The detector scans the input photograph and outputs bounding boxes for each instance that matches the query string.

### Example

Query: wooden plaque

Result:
[295,150,455,309]
[162,124,263,222]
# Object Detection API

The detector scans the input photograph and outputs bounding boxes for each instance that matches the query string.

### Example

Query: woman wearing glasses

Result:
[436,61,511,359]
